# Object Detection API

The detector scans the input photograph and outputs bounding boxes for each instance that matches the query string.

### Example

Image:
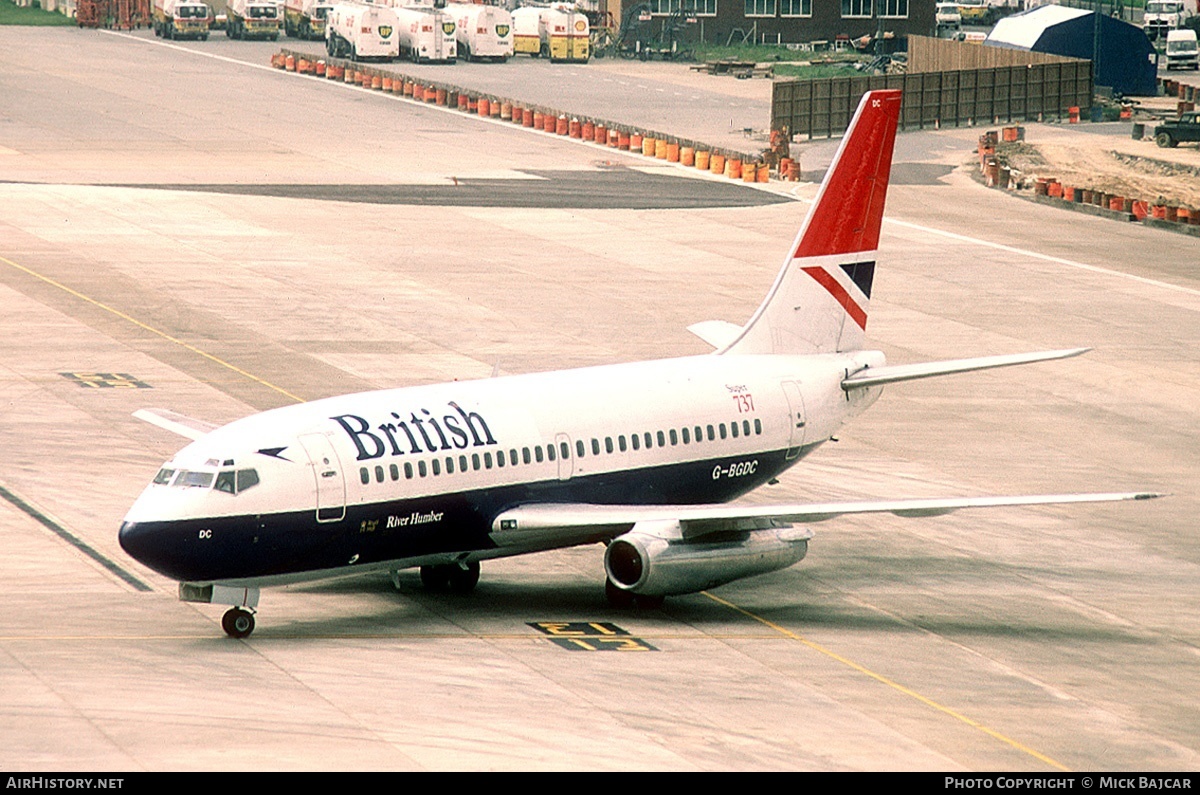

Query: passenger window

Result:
[605,437,613,454]
[668,429,676,446]
[719,424,727,440]
[510,449,519,465]
[432,459,441,476]
[460,455,468,472]
[446,457,455,474]
[523,448,531,465]
[360,467,369,485]
[631,434,640,451]
[560,441,570,459]
[484,452,493,469]
[618,435,627,452]
[472,454,481,471]
[404,463,414,479]
[695,426,703,442]
[535,447,544,463]
[214,471,236,494]
[496,451,505,468]
[576,440,585,458]
[754,419,762,435]
[375,465,385,483]
[546,445,555,462]
[731,422,739,438]
[592,439,600,455]
[418,460,427,477]
[682,427,690,444]
[390,464,399,481]
[707,425,715,441]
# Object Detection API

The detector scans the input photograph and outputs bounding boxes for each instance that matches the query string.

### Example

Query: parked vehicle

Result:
[1154,111,1200,147]
[444,2,512,61]
[325,2,400,61]
[1165,28,1200,70]
[1144,0,1198,41]
[153,0,211,40]
[226,0,282,40]
[284,0,334,40]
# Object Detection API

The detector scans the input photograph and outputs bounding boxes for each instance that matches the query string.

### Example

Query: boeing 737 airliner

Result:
[118,90,1157,638]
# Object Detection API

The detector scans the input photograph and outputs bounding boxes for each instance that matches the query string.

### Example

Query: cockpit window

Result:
[153,468,176,485]
[174,470,214,489]
[214,469,261,495]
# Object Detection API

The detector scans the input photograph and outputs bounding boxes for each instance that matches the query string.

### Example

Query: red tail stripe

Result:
[802,266,868,330]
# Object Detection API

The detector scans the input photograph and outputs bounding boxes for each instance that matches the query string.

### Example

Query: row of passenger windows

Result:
[359,418,764,485]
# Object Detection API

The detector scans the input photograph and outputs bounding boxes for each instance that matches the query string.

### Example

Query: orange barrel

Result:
[725,158,742,180]
[297,58,309,73]
[1178,208,1191,223]
[271,53,282,68]
[371,75,382,90]
[608,129,620,148]
[500,102,512,120]
[594,124,607,144]
[642,136,656,156]
[680,146,694,166]
[490,101,500,117]
[758,162,770,183]
[710,153,725,174]
[436,88,447,105]
[630,132,643,151]
[666,142,679,162]
[1035,178,1050,196]
[1047,181,1062,198]
[468,96,478,113]
[544,113,556,133]
[1108,196,1124,211]
[285,54,295,71]
[581,120,594,140]
[743,163,757,183]
[569,118,581,138]
[1063,186,1075,202]
[402,80,412,96]
[695,150,710,170]
[325,64,336,80]
[1132,200,1149,220]
[1152,204,1167,219]
[655,138,668,159]
[478,97,490,116]
[556,115,569,135]
[425,86,436,102]
[381,76,393,91]
[523,108,535,127]
[344,68,355,84]
[316,60,326,77]
[618,131,630,150]
[1068,106,1080,124]
[1165,206,1178,222]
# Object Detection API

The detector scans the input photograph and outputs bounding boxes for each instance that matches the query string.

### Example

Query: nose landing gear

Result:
[222,606,256,639]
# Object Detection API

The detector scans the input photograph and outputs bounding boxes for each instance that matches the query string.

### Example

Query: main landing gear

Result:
[419,561,481,593]
[222,606,256,639]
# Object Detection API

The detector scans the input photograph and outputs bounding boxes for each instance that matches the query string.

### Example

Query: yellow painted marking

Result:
[701,591,1070,772]
[0,254,304,404]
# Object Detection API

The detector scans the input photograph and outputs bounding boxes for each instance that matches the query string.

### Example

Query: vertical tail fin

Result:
[722,89,902,356]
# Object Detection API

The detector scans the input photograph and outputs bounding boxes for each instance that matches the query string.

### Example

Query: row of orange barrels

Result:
[1033,177,1198,225]
[1161,78,1197,104]
[271,51,796,183]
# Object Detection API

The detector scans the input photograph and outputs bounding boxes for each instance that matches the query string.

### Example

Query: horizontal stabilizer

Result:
[491,491,1161,542]
[687,320,744,350]
[133,408,219,441]
[841,348,1090,391]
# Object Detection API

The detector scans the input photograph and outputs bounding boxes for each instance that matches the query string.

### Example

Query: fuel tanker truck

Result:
[325,2,400,61]
[284,0,334,39]
[444,2,513,61]
[153,0,212,40]
[225,0,282,40]
[373,0,457,63]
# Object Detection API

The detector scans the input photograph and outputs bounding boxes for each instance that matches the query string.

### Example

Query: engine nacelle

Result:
[604,520,812,597]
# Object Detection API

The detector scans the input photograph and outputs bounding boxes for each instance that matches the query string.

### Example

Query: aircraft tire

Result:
[222,607,255,639]
[447,561,480,594]
[420,564,451,591]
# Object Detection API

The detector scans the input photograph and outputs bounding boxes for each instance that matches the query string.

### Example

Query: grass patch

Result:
[0,0,75,25]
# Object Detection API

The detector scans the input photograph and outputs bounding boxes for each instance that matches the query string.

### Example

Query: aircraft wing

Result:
[490,491,1161,544]
[132,408,220,441]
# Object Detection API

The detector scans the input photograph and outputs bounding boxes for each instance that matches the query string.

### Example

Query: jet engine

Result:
[603,519,813,597]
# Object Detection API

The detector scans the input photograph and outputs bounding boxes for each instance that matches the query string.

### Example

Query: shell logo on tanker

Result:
[574,19,585,31]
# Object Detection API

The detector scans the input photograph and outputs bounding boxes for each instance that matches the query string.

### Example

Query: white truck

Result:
[444,2,512,61]
[1144,0,1198,42]
[153,0,212,39]
[225,0,282,39]
[374,0,457,63]
[284,0,333,39]
[325,2,400,61]
[1166,28,1200,70]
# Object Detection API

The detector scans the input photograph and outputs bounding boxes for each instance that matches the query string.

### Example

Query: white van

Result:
[1166,29,1199,70]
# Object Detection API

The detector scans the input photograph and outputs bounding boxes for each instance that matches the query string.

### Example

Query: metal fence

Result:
[771,40,1093,138]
